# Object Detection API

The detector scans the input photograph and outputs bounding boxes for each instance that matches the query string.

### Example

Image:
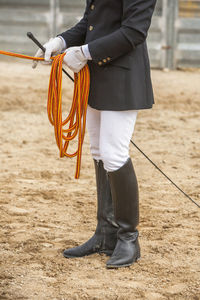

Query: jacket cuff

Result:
[82,44,92,60]
[57,35,67,50]
[88,29,134,66]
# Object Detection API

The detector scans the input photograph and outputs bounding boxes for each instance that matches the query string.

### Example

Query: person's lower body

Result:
[63,105,140,267]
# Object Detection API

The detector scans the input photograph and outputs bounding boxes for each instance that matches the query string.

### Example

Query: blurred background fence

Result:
[0,0,200,69]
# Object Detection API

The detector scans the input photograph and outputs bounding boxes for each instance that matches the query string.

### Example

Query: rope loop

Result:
[0,50,90,179]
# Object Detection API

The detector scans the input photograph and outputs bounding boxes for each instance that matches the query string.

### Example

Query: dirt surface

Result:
[0,60,199,300]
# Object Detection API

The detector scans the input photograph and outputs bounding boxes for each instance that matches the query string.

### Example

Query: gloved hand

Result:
[63,46,88,73]
[32,37,64,69]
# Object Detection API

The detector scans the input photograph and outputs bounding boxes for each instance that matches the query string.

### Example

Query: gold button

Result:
[89,25,94,31]
[103,59,107,63]
[91,4,95,10]
[98,62,103,66]
[107,57,111,61]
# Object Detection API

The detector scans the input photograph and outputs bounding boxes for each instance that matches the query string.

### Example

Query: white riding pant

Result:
[86,105,138,172]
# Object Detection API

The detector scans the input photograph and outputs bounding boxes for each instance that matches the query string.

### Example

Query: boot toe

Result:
[63,247,82,258]
[64,237,98,258]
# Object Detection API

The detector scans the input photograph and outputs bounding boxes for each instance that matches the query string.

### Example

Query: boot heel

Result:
[135,247,141,262]
[135,256,141,262]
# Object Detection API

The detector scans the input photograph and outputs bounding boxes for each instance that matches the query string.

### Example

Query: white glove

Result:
[63,46,88,73]
[32,37,64,69]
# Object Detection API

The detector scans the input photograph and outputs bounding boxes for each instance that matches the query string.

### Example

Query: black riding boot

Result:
[106,158,141,268]
[63,160,118,258]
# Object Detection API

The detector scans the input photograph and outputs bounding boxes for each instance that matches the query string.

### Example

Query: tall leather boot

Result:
[106,158,141,268]
[63,160,118,258]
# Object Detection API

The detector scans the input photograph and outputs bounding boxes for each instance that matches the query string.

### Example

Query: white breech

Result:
[86,105,138,172]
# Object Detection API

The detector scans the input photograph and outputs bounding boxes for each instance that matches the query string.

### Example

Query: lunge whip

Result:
[131,141,199,209]
[27,32,74,82]
[27,33,199,209]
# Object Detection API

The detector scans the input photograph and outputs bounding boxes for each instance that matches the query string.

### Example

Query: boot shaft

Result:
[108,158,139,234]
[94,159,118,231]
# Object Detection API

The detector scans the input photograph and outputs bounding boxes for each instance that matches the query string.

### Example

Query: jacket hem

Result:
[87,103,154,111]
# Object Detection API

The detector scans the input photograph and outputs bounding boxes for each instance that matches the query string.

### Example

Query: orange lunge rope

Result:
[0,50,90,179]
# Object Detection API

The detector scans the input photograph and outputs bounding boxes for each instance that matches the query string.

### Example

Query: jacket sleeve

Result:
[59,2,89,47]
[88,0,157,64]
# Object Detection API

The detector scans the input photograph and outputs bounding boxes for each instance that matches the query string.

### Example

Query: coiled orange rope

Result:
[0,50,90,179]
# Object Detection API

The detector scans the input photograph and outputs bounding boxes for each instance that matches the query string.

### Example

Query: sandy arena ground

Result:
[0,59,199,300]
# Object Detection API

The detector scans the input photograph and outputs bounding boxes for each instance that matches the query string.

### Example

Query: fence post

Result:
[161,0,168,69]
[165,0,179,69]
[49,0,60,37]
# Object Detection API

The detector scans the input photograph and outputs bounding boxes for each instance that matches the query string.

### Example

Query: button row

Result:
[98,57,111,66]
[89,4,95,30]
